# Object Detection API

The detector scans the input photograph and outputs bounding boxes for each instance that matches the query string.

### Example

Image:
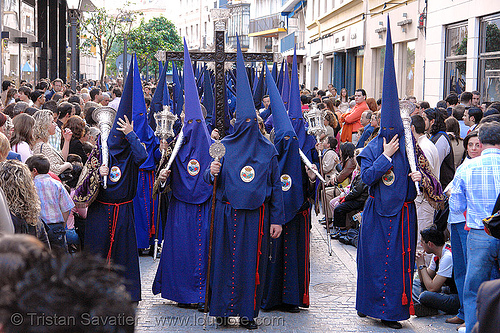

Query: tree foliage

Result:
[126,16,183,77]
[79,7,137,87]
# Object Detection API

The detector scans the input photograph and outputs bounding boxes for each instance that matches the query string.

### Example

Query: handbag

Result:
[482,191,500,239]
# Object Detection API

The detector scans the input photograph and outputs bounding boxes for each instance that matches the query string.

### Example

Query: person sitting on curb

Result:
[412,225,460,317]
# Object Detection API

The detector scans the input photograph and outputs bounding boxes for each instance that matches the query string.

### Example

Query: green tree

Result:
[126,16,182,78]
[79,7,137,87]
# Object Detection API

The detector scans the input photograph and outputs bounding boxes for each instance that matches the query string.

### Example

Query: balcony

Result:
[249,13,287,38]
[280,31,305,53]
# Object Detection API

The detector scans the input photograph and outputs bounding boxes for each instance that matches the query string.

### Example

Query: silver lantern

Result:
[154,104,178,142]
[304,102,327,141]
[92,106,117,189]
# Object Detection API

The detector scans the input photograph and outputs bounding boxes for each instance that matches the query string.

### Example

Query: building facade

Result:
[1,0,38,85]
[424,0,500,105]
[303,0,426,100]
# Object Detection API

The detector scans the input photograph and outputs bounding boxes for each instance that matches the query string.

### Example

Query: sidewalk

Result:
[135,213,458,332]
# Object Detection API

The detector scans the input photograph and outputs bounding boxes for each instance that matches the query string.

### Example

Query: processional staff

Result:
[304,103,333,255]
[92,106,117,189]
[151,104,178,261]
[203,140,226,329]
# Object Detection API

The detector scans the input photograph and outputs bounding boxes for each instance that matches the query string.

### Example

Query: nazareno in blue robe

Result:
[85,131,148,302]
[355,141,417,321]
[261,58,311,310]
[356,16,417,322]
[152,39,213,304]
[203,154,285,320]
[203,36,285,321]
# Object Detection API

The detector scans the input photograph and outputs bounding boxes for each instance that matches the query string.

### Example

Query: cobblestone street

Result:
[136,213,457,332]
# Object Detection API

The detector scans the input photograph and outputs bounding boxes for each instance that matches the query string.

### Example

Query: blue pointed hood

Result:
[277,60,284,93]
[289,48,316,160]
[172,62,184,116]
[149,60,171,130]
[265,61,303,222]
[126,55,157,170]
[281,61,290,110]
[220,35,278,210]
[358,16,412,217]
[253,64,266,110]
[170,39,213,204]
[202,68,215,131]
[271,62,278,83]
[380,17,404,140]
[109,54,143,156]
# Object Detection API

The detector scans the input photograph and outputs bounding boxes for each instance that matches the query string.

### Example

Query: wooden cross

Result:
[155,29,276,138]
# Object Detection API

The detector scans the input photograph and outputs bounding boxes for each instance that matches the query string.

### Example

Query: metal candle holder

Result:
[400,100,421,195]
[154,104,178,142]
[304,102,327,141]
[92,106,117,189]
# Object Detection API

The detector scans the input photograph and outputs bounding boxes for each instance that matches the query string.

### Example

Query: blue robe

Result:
[152,196,211,303]
[85,131,147,302]
[261,201,312,310]
[355,144,417,321]
[133,147,162,249]
[204,155,285,320]
[134,169,156,249]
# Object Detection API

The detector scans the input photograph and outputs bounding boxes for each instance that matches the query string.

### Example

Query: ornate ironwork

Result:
[154,30,275,138]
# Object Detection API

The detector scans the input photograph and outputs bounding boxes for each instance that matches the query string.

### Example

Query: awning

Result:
[249,28,287,38]
[22,62,34,72]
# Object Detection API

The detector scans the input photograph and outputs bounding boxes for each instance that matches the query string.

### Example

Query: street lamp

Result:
[67,0,81,91]
[120,12,133,77]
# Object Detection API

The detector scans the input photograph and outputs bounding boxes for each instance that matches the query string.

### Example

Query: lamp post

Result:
[120,12,133,78]
[67,0,81,91]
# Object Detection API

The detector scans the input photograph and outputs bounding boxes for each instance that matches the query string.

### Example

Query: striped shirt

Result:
[449,148,500,229]
[33,174,74,224]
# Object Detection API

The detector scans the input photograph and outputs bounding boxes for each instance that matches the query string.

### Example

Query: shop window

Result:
[479,13,500,102]
[374,46,385,100]
[444,22,467,97]
[401,41,415,98]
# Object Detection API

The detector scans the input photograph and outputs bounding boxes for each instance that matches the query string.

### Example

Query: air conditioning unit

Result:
[273,45,278,52]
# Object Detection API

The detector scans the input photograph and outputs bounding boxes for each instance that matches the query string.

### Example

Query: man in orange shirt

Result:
[340,89,369,144]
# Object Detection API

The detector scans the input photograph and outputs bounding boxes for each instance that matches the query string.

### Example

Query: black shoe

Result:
[240,318,258,330]
[357,311,367,317]
[413,303,439,317]
[339,235,351,244]
[197,302,208,312]
[381,320,402,329]
[331,230,347,239]
[177,303,192,308]
[281,304,300,313]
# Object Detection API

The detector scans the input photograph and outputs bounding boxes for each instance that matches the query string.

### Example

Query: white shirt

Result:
[418,134,440,179]
[429,246,453,279]
[108,97,121,111]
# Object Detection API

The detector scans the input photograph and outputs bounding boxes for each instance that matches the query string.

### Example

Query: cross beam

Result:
[156,30,276,138]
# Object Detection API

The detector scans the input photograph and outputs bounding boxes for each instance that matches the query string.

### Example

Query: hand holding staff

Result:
[204,140,226,329]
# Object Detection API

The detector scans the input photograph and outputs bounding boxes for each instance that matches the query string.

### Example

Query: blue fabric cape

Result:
[265,62,303,223]
[220,37,277,210]
[171,40,213,204]
[289,49,316,161]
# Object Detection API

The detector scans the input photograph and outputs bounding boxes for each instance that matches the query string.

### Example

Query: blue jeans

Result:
[464,229,500,333]
[45,222,68,254]
[412,278,460,314]
[450,222,468,320]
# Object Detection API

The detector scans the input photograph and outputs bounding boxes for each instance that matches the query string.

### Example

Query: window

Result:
[400,41,415,98]
[3,0,19,29]
[444,22,468,97]
[374,46,385,100]
[479,13,500,102]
